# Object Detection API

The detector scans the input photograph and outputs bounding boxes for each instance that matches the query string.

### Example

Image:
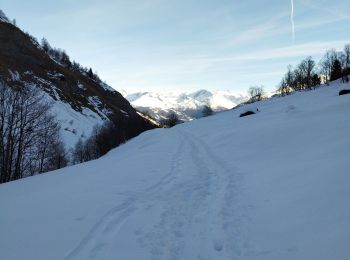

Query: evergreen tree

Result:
[41,38,51,53]
[88,68,93,78]
[311,74,321,87]
[60,51,72,68]
[202,105,213,117]
[330,59,342,81]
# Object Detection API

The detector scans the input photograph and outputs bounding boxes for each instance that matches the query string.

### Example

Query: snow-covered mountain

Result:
[0,16,154,150]
[1,80,349,259]
[120,89,247,121]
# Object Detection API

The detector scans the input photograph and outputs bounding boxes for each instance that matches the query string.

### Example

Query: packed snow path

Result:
[65,129,244,260]
[1,82,350,259]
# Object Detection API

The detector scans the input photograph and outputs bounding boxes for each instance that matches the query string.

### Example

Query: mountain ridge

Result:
[0,18,155,150]
[120,89,247,121]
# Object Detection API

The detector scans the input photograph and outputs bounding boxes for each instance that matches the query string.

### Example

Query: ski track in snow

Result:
[65,129,245,260]
[64,197,137,260]
[64,132,186,260]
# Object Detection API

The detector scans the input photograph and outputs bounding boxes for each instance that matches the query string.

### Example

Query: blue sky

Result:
[2,0,350,93]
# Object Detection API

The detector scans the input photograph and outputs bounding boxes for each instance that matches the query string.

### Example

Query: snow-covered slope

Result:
[1,82,350,259]
[0,19,154,150]
[49,94,106,148]
[121,89,247,121]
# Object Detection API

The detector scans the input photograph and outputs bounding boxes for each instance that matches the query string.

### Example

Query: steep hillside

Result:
[0,19,155,148]
[121,89,247,121]
[1,81,349,259]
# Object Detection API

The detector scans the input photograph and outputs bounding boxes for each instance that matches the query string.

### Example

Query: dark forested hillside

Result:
[0,16,156,182]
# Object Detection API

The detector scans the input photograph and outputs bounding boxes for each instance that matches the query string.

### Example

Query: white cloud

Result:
[225,13,289,46]
[187,40,350,65]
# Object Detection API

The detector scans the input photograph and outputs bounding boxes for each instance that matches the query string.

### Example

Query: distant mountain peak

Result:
[189,89,213,98]
[121,89,247,121]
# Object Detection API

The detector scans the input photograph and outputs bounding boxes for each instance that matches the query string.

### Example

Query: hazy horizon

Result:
[2,0,350,93]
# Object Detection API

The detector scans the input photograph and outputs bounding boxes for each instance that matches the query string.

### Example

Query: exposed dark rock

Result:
[339,89,350,96]
[239,111,255,117]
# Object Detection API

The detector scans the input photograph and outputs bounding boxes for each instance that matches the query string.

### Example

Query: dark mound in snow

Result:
[339,89,350,96]
[240,111,255,117]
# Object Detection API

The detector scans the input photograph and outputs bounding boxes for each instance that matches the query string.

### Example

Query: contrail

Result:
[290,0,295,42]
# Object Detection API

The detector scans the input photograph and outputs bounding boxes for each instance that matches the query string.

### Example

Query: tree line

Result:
[1,12,155,183]
[0,79,155,183]
[72,115,153,164]
[40,38,101,82]
[159,106,213,128]
[0,81,68,183]
[278,44,350,96]
[2,10,101,83]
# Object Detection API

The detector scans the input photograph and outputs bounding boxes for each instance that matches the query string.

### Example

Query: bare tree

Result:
[285,65,294,90]
[279,65,294,95]
[344,44,350,69]
[278,43,350,95]
[278,78,290,96]
[72,138,85,164]
[304,57,316,89]
[47,140,68,170]
[248,86,265,102]
[301,57,319,89]
[319,49,337,83]
[36,114,61,173]
[342,44,350,82]
[0,81,66,183]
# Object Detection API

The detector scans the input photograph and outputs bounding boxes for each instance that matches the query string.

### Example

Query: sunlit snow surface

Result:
[0,81,349,260]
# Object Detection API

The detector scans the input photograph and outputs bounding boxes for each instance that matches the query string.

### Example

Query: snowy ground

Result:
[0,82,349,259]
